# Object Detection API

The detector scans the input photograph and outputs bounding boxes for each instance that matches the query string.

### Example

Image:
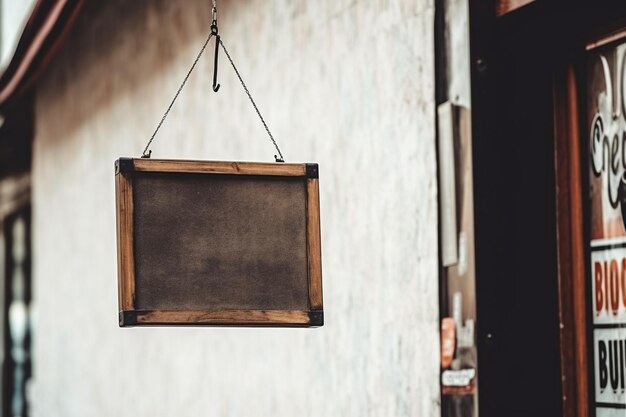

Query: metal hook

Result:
[212,26,221,92]
[210,0,220,92]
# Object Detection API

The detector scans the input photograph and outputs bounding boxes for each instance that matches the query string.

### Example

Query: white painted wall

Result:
[0,0,36,70]
[31,1,438,416]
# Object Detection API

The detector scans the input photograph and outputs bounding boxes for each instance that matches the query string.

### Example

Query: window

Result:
[2,207,32,417]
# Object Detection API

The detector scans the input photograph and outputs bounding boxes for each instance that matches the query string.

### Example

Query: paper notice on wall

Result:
[442,369,476,387]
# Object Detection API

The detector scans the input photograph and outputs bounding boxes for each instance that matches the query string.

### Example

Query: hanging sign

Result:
[588,41,626,414]
[115,158,323,327]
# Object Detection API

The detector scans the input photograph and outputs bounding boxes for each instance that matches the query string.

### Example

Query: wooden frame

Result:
[554,28,626,417]
[553,64,589,417]
[495,0,535,17]
[115,158,323,327]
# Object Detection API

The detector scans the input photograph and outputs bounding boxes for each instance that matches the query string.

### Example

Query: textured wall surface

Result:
[31,1,438,416]
[0,0,37,68]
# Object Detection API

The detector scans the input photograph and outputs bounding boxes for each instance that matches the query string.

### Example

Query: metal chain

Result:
[142,0,285,161]
[219,38,284,162]
[142,32,214,158]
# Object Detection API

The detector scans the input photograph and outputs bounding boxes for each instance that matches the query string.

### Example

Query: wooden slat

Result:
[553,65,588,417]
[0,0,85,107]
[566,66,589,417]
[496,0,535,17]
[135,310,311,325]
[116,172,135,311]
[132,158,306,176]
[306,178,323,310]
[586,28,626,51]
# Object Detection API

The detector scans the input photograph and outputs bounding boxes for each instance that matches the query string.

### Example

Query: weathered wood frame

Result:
[115,157,323,327]
[553,64,589,417]
[554,29,626,417]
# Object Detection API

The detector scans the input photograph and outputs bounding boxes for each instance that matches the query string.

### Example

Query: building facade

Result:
[1,1,440,416]
[9,1,625,417]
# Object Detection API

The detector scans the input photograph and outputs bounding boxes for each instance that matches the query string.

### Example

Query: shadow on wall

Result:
[40,0,251,142]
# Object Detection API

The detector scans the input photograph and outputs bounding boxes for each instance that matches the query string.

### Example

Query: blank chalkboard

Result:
[115,158,323,327]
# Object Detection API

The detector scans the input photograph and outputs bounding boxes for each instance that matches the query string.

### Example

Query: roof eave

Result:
[0,0,83,112]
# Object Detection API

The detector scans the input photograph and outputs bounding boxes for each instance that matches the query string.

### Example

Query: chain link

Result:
[211,0,217,24]
[141,0,284,161]
[142,32,214,158]
[219,38,284,162]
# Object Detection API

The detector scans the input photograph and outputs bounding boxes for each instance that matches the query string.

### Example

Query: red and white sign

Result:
[588,42,626,414]
[591,241,626,325]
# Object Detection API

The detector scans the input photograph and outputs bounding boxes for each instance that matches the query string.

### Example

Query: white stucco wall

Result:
[0,0,37,70]
[31,1,438,416]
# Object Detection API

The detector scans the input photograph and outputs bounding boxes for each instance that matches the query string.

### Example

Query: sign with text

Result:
[594,328,626,404]
[588,40,626,412]
[592,243,626,325]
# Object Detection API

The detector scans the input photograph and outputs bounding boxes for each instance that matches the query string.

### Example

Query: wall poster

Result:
[588,39,626,416]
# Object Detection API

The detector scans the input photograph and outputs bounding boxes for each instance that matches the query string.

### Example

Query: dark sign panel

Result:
[115,158,323,327]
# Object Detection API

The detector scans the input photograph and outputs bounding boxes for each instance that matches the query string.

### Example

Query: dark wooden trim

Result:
[585,16,626,51]
[495,0,535,17]
[306,178,323,310]
[115,171,135,312]
[586,28,626,51]
[553,65,588,417]
[130,158,307,176]
[0,0,84,110]
[119,309,321,327]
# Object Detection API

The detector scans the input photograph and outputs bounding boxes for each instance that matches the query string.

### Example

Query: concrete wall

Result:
[31,1,438,416]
